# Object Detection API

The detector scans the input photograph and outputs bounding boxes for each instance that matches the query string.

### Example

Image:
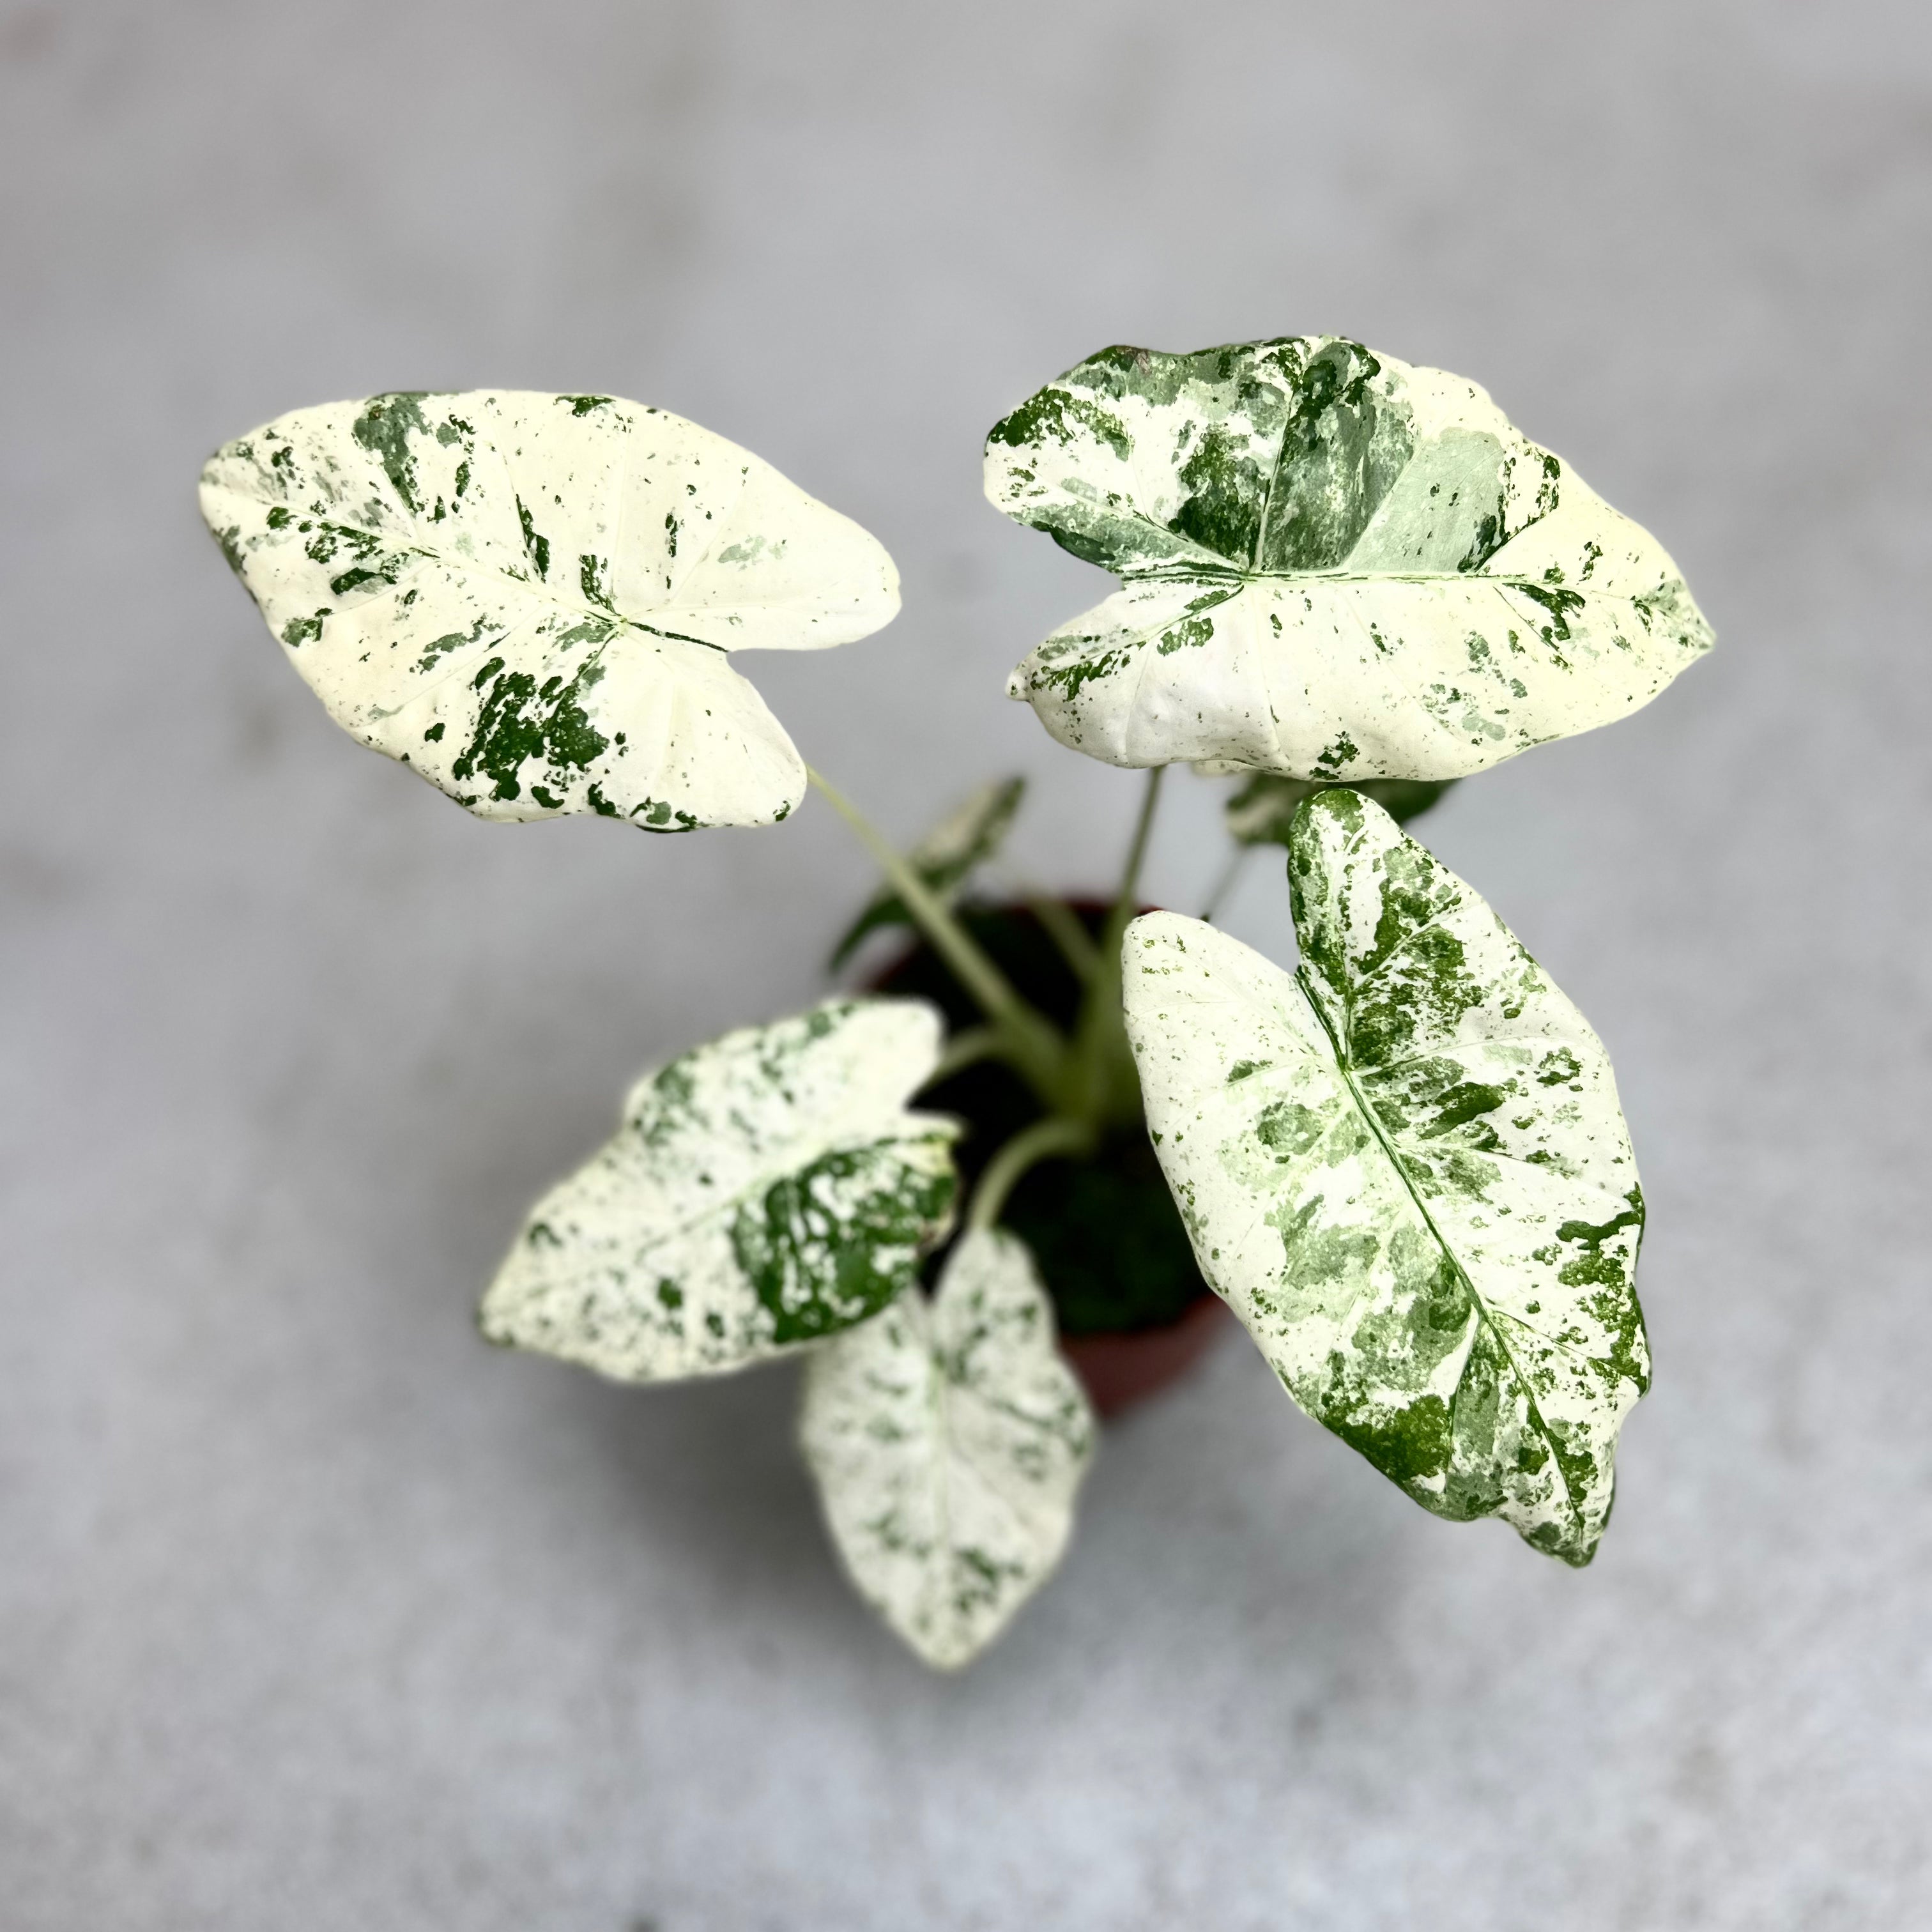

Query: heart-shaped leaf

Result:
[799,1229,1095,1668]
[1123,789,1648,1564]
[828,775,1026,968]
[479,999,959,1382]
[201,391,899,829]
[986,339,1711,781]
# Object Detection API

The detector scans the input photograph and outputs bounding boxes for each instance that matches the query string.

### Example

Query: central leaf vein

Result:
[1292,967,1583,1535]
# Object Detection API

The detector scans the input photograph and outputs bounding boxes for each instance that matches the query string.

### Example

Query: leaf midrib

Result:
[279,498,739,660]
[1120,560,1606,594]
[1292,964,1586,1540]
[1040,482,1570,593]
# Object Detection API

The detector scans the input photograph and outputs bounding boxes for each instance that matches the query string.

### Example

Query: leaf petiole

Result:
[967,1115,1095,1232]
[924,1024,1005,1086]
[1068,764,1166,1129]
[1200,843,1249,924]
[808,767,1069,1102]
[1027,894,1101,982]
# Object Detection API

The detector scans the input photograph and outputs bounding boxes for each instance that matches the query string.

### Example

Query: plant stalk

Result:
[1027,893,1101,982]
[1107,763,1167,935]
[967,1114,1095,1232]
[1068,764,1167,1129]
[807,767,1068,1101]
[1200,842,1250,924]
[925,1024,1004,1086]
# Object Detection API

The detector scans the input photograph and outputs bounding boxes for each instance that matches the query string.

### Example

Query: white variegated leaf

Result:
[986,339,1711,781]
[799,1229,1095,1669]
[479,999,959,1382]
[829,775,1026,967]
[1123,790,1648,1565]
[201,390,899,829]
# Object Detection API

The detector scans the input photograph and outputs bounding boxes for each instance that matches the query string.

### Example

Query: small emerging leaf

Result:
[1123,791,1648,1565]
[201,390,900,829]
[1221,772,1454,845]
[829,776,1026,968]
[480,999,959,1381]
[986,338,1711,781]
[799,1229,1096,1669]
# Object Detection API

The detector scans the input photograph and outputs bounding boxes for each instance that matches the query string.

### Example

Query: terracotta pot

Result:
[1061,1292,1230,1418]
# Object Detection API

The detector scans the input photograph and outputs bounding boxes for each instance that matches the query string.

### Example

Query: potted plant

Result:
[198,337,1710,1668]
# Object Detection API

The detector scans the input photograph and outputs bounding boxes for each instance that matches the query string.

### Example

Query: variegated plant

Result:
[479,999,960,1381]
[202,390,898,829]
[985,338,1710,783]
[203,346,1705,1667]
[1124,791,1645,1565]
[799,1230,1094,1668]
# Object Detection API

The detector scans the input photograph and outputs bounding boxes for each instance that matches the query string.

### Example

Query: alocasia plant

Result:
[986,339,1710,779]
[203,344,1708,1668]
[799,1229,1095,1667]
[478,1000,960,1381]
[199,390,898,829]
[1123,791,1644,1565]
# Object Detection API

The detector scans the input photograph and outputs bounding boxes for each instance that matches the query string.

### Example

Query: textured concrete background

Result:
[5,3,1931,1926]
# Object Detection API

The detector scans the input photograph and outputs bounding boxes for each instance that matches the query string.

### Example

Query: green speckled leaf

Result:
[201,390,899,829]
[829,776,1026,968]
[986,339,1710,781]
[799,1229,1095,1669]
[1222,772,1454,845]
[479,999,959,1381]
[1122,790,1648,1564]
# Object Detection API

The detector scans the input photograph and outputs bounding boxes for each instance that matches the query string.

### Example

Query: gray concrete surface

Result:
[4,3,1931,1926]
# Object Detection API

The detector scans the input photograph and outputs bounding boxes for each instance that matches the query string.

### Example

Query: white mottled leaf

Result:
[479,999,959,1382]
[829,775,1026,967]
[799,1229,1096,1669]
[201,390,899,829]
[986,339,1711,781]
[1123,790,1648,1564]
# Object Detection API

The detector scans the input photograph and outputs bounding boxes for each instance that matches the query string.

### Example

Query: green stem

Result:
[1068,765,1167,1128]
[967,1116,1095,1232]
[924,1024,1004,1086]
[1028,894,1101,982]
[1106,763,1166,940]
[1200,842,1250,924]
[808,768,1068,1100]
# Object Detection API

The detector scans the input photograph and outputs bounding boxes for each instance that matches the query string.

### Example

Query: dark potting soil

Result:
[871,901,1209,1337]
